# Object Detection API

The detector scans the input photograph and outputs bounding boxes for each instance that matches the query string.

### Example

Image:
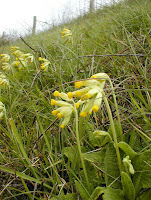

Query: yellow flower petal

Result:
[75,91,82,97]
[52,110,58,116]
[92,105,99,112]
[51,99,56,106]
[67,92,73,99]
[80,111,87,118]
[60,124,65,129]
[57,113,62,119]
[53,91,60,97]
[75,102,80,109]
[75,81,83,88]
[85,93,91,99]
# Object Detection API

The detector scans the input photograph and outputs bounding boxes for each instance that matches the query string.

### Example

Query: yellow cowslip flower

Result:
[80,111,87,118]
[51,99,57,106]
[1,63,11,71]
[92,105,99,112]
[0,54,10,62]
[52,110,58,116]
[39,57,50,71]
[12,50,22,57]
[75,81,83,89]
[11,58,27,70]
[67,87,89,99]
[51,99,75,128]
[11,46,19,51]
[0,72,9,87]
[80,99,94,118]
[0,101,5,119]
[53,91,73,102]
[53,91,60,97]
[73,73,109,116]
[61,28,72,39]
[51,90,76,128]
[67,92,74,99]
[23,53,34,63]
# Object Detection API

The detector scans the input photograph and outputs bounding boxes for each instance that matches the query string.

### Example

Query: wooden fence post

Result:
[32,16,37,35]
[90,0,95,13]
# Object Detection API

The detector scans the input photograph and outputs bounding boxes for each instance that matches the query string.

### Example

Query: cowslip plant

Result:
[0,101,5,119]
[0,54,11,71]
[50,72,124,196]
[0,72,9,87]
[66,73,122,172]
[38,57,50,71]
[61,28,72,39]
[11,46,31,70]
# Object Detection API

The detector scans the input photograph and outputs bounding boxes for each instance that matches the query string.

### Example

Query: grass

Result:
[0,0,151,199]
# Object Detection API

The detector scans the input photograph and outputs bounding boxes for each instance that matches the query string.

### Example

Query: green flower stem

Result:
[103,92,122,172]
[74,108,90,191]
[108,79,123,141]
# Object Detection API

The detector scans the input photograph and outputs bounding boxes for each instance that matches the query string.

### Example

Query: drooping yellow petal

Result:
[53,91,60,97]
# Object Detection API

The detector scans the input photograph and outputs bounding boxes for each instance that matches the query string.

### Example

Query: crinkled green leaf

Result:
[80,161,102,194]
[89,186,105,200]
[83,149,106,168]
[88,131,101,147]
[63,145,84,170]
[102,187,124,200]
[104,143,121,188]
[118,141,137,159]
[75,180,89,200]
[132,149,151,196]
[139,189,151,200]
[121,172,135,200]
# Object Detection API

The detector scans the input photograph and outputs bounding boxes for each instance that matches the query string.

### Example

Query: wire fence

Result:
[0,0,121,41]
[35,0,121,33]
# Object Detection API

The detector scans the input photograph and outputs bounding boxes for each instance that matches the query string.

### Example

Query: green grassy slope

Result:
[0,0,151,199]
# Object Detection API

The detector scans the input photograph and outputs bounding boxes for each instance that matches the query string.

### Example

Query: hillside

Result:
[0,0,151,199]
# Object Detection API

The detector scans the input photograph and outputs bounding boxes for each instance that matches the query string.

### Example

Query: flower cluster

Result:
[0,54,11,71]
[67,73,109,118]
[61,28,72,40]
[11,46,34,70]
[51,91,75,128]
[39,57,50,72]
[0,101,5,119]
[0,72,9,87]
[50,73,109,128]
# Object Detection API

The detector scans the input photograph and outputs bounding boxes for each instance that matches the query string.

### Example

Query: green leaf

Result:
[93,130,112,146]
[80,161,102,194]
[50,193,77,200]
[89,187,105,200]
[75,180,90,200]
[104,143,121,188]
[139,189,151,200]
[132,149,151,196]
[103,187,124,200]
[118,141,137,159]
[83,149,106,169]
[121,171,135,200]
[88,130,101,147]
[63,145,83,170]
